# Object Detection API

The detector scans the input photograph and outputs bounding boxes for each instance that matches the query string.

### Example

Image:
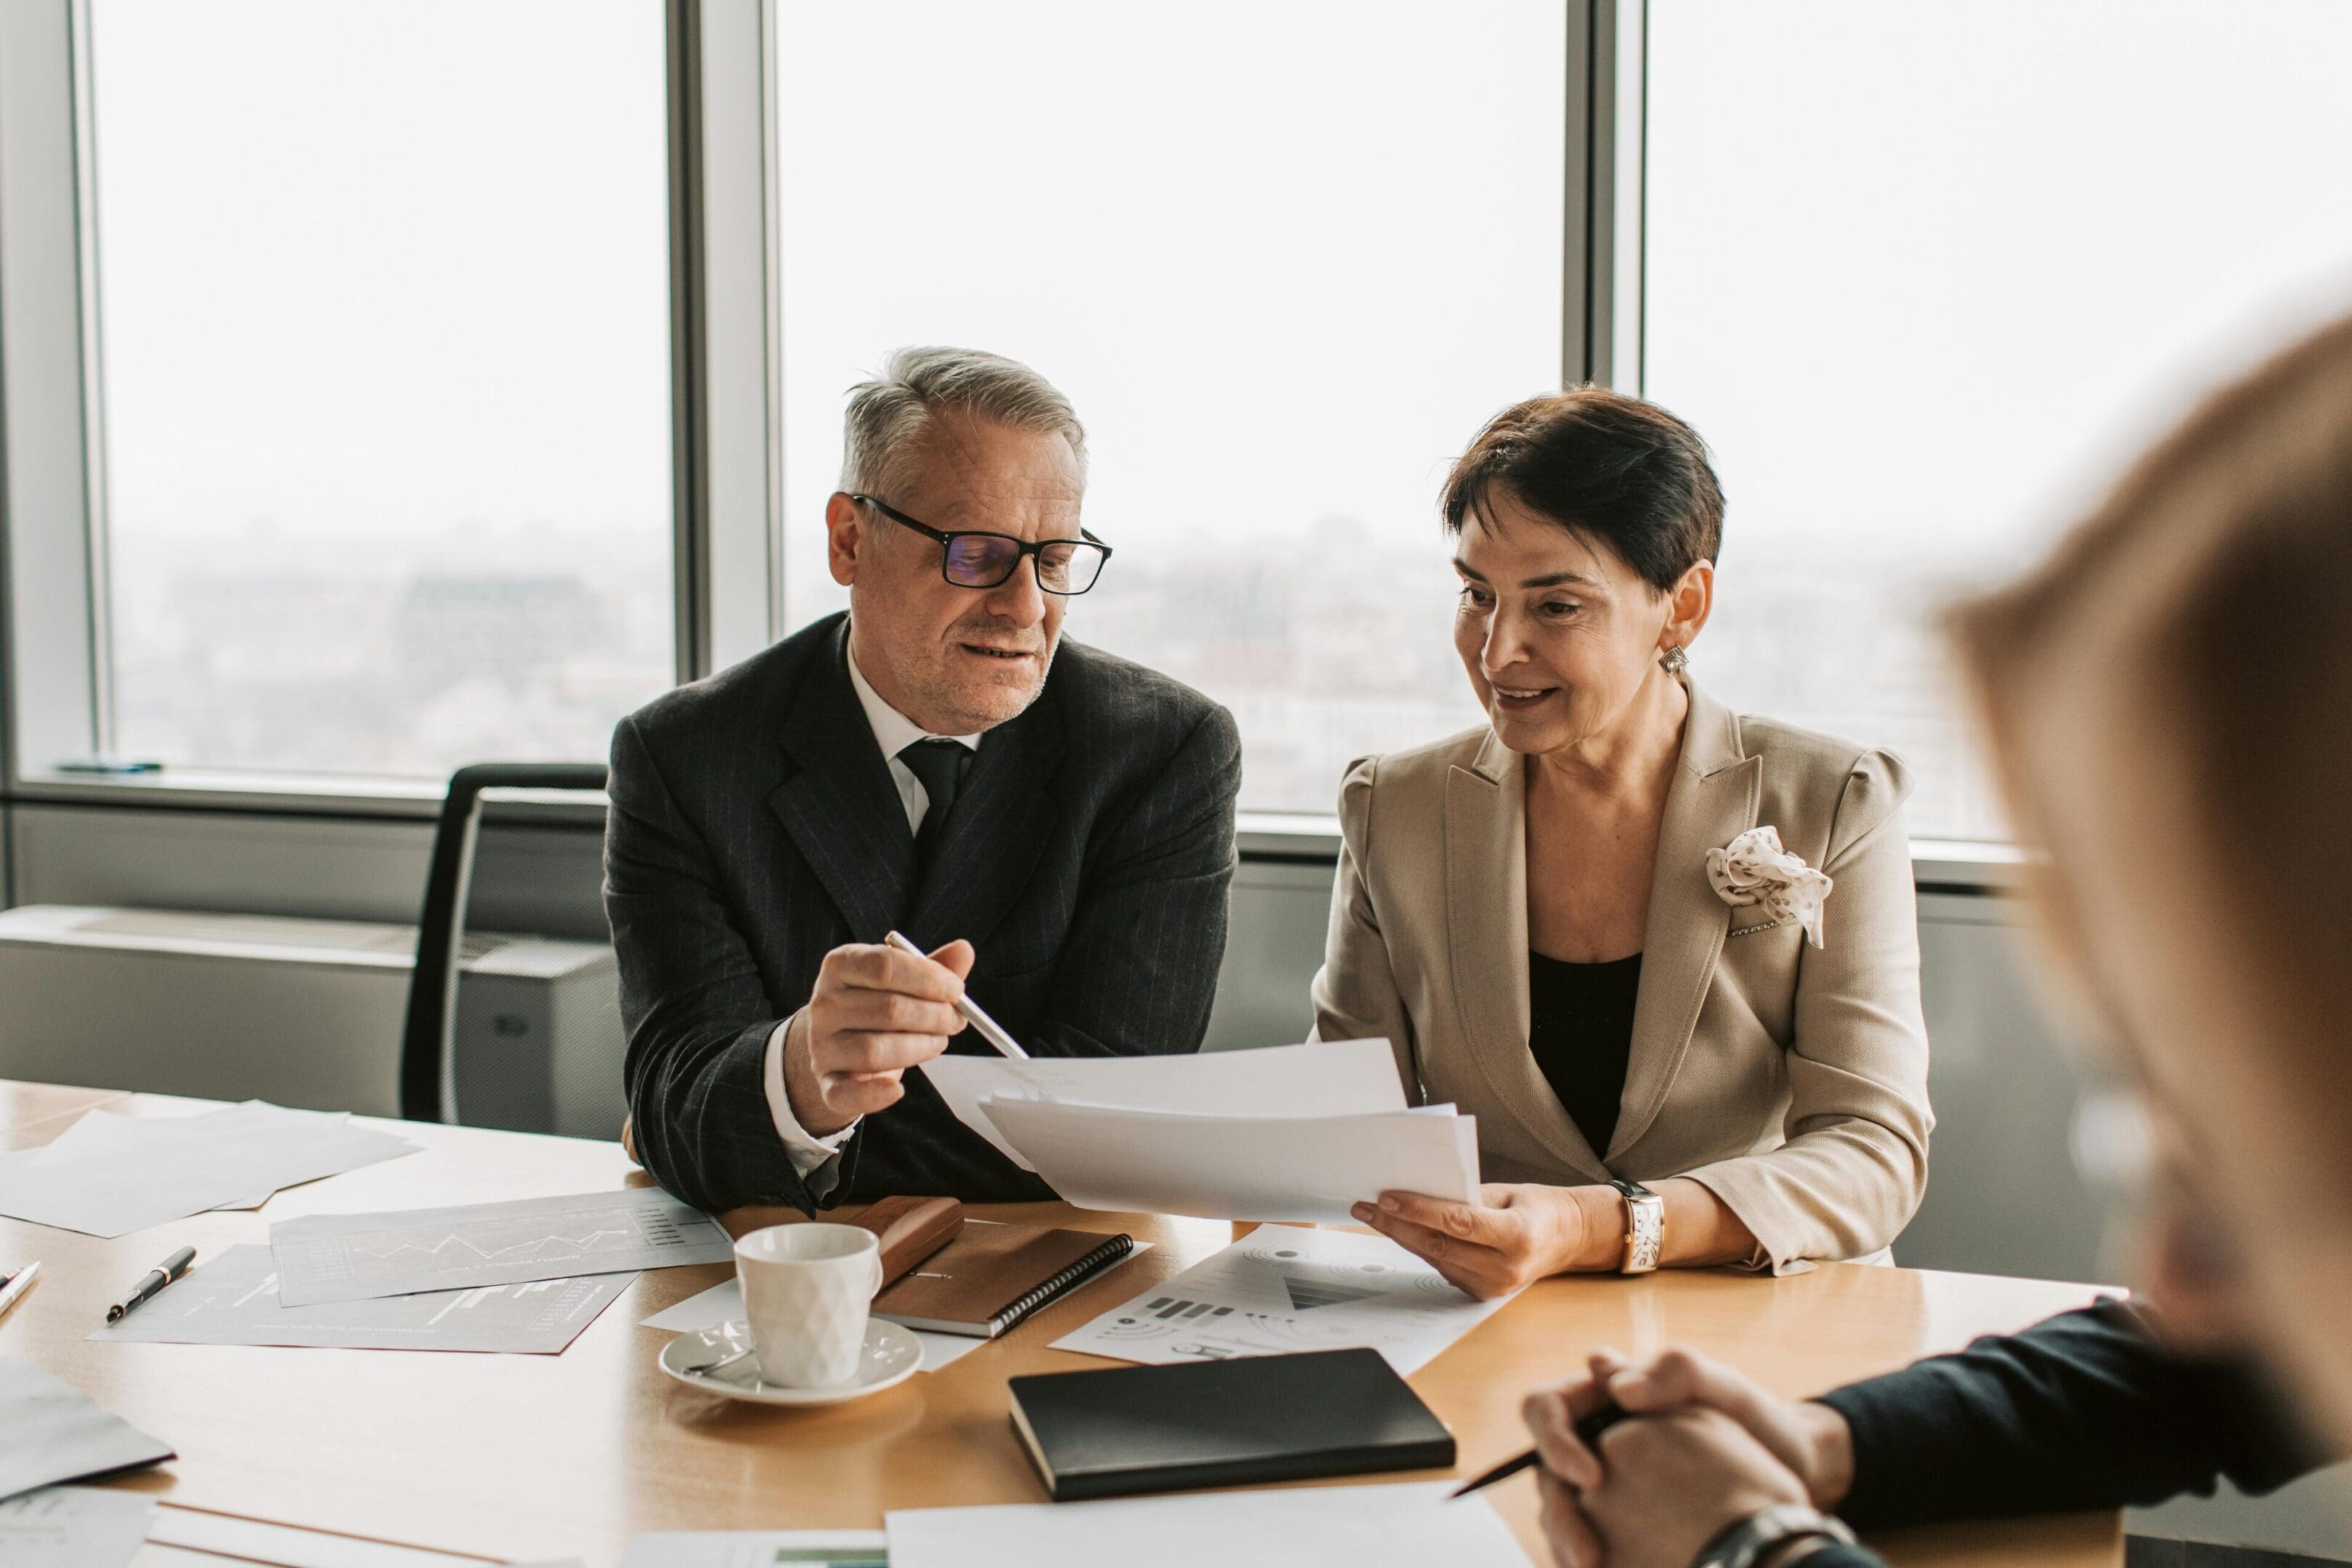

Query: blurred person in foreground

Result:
[605,347,1239,1215]
[1315,388,1932,1292]
[1515,314,2352,1567]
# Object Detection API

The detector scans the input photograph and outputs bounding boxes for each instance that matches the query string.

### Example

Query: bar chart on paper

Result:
[269,1188,735,1307]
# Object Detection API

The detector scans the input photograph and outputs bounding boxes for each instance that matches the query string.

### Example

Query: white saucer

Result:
[658,1320,923,1407]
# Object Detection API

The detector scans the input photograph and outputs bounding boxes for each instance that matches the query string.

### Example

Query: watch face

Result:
[1623,1194,1664,1273]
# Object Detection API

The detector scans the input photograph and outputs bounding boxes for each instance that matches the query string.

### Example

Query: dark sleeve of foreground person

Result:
[1818,1298,2327,1533]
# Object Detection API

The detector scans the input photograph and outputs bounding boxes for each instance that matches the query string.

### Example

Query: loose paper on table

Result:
[1052,1223,1513,1373]
[922,1037,1407,1170]
[886,1481,1532,1568]
[621,1533,884,1568]
[0,1102,416,1238]
[91,1245,632,1355]
[0,1358,173,1503]
[269,1188,733,1307]
[642,1279,985,1375]
[0,1487,155,1568]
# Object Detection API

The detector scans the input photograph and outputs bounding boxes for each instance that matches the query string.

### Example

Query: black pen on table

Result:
[1448,1400,1628,1500]
[106,1245,196,1323]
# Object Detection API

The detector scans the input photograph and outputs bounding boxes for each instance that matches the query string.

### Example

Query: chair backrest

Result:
[400,762,609,1124]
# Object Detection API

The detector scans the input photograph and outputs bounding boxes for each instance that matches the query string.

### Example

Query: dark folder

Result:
[1006,1347,1456,1501]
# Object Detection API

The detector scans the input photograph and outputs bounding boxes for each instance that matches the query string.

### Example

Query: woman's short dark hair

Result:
[1440,386,1724,592]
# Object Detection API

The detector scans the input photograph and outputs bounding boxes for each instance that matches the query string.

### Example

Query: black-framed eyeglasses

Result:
[852,493,1113,596]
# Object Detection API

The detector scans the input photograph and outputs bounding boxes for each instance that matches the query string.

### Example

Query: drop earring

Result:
[1660,645,1689,676]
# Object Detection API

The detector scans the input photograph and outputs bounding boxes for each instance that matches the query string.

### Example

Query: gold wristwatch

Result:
[1608,1177,1663,1274]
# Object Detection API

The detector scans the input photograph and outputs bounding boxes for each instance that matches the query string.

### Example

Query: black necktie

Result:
[898,738,973,864]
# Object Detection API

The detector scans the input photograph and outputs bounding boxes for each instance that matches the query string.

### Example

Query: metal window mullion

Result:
[67,0,118,755]
[1571,0,1646,393]
[0,0,105,783]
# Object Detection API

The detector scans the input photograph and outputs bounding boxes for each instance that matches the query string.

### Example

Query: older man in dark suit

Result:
[605,346,1241,1216]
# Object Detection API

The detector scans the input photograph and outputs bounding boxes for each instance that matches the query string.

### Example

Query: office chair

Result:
[399,761,609,1124]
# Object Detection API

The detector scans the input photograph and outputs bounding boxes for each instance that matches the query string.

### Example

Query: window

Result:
[1642,1,2352,839]
[86,0,676,778]
[774,0,1565,814]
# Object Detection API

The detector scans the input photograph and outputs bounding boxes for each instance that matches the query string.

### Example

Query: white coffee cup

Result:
[734,1222,885,1389]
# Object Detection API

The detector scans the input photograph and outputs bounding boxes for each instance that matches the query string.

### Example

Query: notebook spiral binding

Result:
[992,1233,1135,1334]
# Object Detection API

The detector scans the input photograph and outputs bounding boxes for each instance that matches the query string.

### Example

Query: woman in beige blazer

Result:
[1314,388,1932,1296]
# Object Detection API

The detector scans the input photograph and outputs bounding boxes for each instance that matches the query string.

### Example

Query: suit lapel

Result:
[1608,680,1760,1161]
[1447,730,1613,1184]
[902,687,1066,950]
[767,624,916,942]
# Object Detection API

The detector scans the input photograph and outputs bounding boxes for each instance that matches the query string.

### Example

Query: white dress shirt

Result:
[761,640,983,1177]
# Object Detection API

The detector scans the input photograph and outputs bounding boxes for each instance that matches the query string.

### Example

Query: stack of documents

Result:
[0,1102,417,1238]
[922,1039,1479,1223]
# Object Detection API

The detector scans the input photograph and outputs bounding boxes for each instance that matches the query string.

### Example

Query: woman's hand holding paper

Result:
[1350,1184,1620,1299]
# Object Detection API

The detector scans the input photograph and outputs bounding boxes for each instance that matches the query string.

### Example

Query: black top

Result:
[605,611,1242,1215]
[1526,950,1643,1155]
[1800,1299,2325,1566]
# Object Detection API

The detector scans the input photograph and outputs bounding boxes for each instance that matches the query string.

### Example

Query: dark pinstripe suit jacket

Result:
[604,611,1242,1215]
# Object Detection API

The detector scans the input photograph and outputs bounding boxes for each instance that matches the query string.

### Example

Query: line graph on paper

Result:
[268,1188,735,1307]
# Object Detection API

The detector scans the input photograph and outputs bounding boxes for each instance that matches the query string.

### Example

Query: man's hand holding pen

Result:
[782,939,979,1137]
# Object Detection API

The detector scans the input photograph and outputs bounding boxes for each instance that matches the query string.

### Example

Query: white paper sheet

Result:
[922,1038,1406,1170]
[142,1506,518,1568]
[0,1102,417,1238]
[976,1097,1479,1223]
[620,1532,884,1568]
[0,1359,173,1503]
[270,1187,732,1306]
[0,1487,155,1568]
[88,1245,632,1354]
[640,1279,985,1374]
[886,1482,1532,1568]
[1051,1223,1513,1373]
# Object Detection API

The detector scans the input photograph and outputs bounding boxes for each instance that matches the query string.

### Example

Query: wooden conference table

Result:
[1,1081,2122,1567]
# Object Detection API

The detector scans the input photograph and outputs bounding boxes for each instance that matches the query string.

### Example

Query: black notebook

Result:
[1006,1347,1455,1501]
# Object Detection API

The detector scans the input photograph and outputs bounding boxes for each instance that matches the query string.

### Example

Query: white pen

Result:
[883,930,1031,1061]
[0,1260,41,1322]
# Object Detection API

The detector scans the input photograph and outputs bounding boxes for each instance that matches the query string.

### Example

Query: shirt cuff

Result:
[763,1012,860,1176]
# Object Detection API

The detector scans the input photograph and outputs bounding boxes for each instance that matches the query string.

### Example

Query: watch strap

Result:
[1691,1505,1856,1568]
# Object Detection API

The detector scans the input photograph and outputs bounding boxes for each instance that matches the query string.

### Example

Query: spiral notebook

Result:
[871,1219,1134,1338]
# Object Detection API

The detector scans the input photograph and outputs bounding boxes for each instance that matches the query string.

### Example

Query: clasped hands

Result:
[1520,1347,1856,1568]
[783,938,975,1137]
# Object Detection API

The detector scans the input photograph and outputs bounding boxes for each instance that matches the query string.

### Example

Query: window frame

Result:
[0,0,2013,894]
[0,0,776,821]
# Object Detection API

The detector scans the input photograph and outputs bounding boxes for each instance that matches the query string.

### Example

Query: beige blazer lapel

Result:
[1607,680,1760,1162]
[1445,729,1613,1184]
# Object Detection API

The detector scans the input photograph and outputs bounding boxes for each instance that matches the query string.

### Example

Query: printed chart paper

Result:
[1051,1223,1514,1374]
[270,1188,732,1307]
[640,1279,985,1374]
[0,1487,155,1568]
[621,1533,884,1568]
[91,1246,632,1354]
[886,1482,1532,1568]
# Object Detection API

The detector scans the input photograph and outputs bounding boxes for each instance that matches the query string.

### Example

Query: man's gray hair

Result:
[839,346,1088,497]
